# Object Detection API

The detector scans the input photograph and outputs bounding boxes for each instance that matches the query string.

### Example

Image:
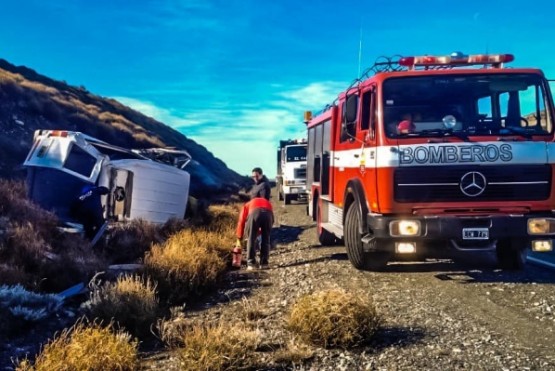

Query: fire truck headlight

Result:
[285,180,295,185]
[532,240,553,252]
[528,218,555,235]
[390,220,421,237]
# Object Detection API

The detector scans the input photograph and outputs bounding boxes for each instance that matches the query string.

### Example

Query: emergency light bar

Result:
[48,130,69,138]
[398,53,514,69]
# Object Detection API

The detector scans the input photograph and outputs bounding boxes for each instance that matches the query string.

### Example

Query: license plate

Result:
[462,228,489,240]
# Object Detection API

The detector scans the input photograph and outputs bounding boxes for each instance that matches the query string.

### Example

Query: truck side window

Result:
[63,145,97,177]
[361,90,374,131]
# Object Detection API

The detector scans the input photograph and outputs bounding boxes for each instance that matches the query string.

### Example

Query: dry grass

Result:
[17,322,139,371]
[287,289,382,348]
[0,180,105,291]
[84,275,158,337]
[0,180,57,239]
[273,336,315,365]
[202,204,241,235]
[239,297,271,322]
[175,321,259,370]
[144,229,227,305]
[101,217,190,264]
[102,219,164,264]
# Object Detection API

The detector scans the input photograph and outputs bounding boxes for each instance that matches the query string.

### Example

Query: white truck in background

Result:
[23,130,191,225]
[276,139,307,205]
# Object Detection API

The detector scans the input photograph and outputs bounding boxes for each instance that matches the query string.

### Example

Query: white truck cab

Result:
[276,139,307,205]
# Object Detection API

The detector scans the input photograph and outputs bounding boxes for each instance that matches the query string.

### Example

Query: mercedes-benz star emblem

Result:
[460,171,487,197]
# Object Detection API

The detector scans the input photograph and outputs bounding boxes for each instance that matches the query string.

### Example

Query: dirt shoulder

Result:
[145,191,555,370]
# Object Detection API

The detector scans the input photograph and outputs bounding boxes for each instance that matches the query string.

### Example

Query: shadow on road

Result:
[271,224,312,244]
[382,256,555,284]
[275,251,348,269]
[364,326,427,353]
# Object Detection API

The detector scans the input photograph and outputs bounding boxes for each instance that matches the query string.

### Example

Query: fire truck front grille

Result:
[295,168,307,179]
[394,165,551,203]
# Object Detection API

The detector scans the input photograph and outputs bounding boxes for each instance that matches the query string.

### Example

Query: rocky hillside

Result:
[0,59,248,199]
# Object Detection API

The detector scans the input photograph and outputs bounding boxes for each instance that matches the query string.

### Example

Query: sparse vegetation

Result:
[202,203,241,234]
[17,322,139,371]
[0,180,105,291]
[174,321,259,370]
[0,284,64,337]
[287,289,382,348]
[144,228,227,305]
[84,275,158,337]
[101,219,164,264]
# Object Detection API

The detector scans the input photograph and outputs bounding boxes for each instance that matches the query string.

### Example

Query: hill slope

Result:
[0,59,247,198]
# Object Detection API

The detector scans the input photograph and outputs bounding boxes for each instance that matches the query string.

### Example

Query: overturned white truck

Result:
[23,130,191,226]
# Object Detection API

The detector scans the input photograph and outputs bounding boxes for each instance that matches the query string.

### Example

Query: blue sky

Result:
[1,0,554,177]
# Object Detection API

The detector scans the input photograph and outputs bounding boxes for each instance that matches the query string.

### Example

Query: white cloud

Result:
[113,96,201,129]
[114,80,346,176]
[278,81,346,110]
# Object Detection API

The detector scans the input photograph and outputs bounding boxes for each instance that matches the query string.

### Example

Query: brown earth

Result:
[4,187,555,370]
[145,188,555,370]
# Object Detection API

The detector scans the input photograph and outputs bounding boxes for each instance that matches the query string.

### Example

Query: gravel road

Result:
[153,192,555,370]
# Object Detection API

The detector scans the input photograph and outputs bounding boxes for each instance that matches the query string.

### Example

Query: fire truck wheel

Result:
[496,239,526,270]
[345,204,389,271]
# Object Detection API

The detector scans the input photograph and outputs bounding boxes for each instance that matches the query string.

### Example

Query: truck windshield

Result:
[383,73,553,139]
[286,145,307,162]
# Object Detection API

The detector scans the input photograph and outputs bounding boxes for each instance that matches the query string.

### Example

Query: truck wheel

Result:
[316,201,335,246]
[344,204,389,271]
[496,239,527,270]
[284,194,291,205]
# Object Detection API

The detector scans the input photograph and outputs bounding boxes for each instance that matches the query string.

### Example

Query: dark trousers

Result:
[245,208,272,265]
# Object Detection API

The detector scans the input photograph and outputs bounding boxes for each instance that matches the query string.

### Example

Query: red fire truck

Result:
[305,53,555,270]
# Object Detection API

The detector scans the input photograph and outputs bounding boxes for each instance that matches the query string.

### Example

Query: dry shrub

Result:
[84,275,158,337]
[202,203,241,234]
[155,308,189,347]
[0,180,106,291]
[240,297,270,322]
[176,321,259,370]
[287,289,382,348]
[102,219,163,264]
[0,264,31,287]
[17,322,139,371]
[40,234,106,292]
[0,180,58,238]
[5,223,46,271]
[159,217,190,238]
[144,229,227,305]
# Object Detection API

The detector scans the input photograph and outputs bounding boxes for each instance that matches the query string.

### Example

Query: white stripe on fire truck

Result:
[330,141,554,168]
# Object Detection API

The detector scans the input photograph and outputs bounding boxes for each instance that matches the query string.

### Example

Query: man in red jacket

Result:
[236,197,274,270]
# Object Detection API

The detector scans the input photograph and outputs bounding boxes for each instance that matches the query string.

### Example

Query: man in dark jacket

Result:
[250,167,271,200]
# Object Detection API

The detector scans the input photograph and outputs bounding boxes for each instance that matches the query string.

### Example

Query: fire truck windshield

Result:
[286,145,307,162]
[383,73,553,138]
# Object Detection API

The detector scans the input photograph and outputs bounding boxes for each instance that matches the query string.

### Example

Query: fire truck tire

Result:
[496,239,526,270]
[345,204,389,271]
[316,202,335,246]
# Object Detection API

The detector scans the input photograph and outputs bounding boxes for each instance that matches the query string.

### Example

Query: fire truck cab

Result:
[305,53,555,270]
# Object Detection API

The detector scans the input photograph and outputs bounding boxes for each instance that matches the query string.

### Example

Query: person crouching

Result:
[235,197,274,270]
